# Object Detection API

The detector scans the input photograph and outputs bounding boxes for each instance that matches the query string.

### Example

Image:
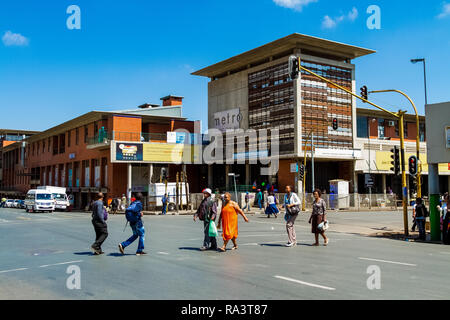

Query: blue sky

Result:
[0,0,449,132]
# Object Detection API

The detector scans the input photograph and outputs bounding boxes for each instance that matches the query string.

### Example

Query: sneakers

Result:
[285,242,297,247]
[91,245,101,255]
[136,251,148,256]
[200,246,208,251]
[118,243,125,255]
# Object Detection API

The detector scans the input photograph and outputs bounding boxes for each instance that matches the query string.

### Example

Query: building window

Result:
[84,126,88,143]
[68,130,71,147]
[48,138,51,152]
[357,116,368,138]
[43,140,45,153]
[76,128,79,145]
[378,119,385,139]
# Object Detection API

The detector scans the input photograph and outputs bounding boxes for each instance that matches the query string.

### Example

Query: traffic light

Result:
[390,146,400,176]
[360,86,368,101]
[409,156,418,176]
[332,118,338,131]
[299,165,305,180]
[288,56,299,80]
[365,174,374,188]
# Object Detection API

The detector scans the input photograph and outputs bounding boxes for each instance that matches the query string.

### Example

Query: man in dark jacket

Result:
[118,193,147,256]
[194,188,217,251]
[91,192,108,255]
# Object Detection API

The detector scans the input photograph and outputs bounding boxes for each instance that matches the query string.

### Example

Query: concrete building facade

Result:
[193,33,375,193]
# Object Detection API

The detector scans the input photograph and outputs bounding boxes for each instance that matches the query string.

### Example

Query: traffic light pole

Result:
[295,57,410,236]
[302,130,313,211]
[399,111,409,237]
[369,89,422,198]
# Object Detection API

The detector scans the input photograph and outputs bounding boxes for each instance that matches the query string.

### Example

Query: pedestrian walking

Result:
[414,197,428,241]
[283,185,301,247]
[242,192,250,213]
[256,189,263,210]
[193,188,218,251]
[118,193,147,256]
[309,189,329,246]
[0,197,6,208]
[265,191,279,218]
[217,192,249,252]
[161,193,168,215]
[91,192,108,255]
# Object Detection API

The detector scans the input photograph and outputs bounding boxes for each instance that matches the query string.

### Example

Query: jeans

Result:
[416,218,426,241]
[162,203,167,215]
[121,220,145,253]
[92,220,108,251]
[258,200,262,209]
[203,220,217,249]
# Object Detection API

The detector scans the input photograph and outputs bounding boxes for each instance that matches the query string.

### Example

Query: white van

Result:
[148,182,189,211]
[25,189,55,213]
[37,186,69,211]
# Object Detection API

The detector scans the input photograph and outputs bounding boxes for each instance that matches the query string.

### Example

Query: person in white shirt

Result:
[283,186,301,247]
[265,192,279,218]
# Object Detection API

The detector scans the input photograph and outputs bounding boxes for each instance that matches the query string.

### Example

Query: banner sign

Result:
[116,143,143,161]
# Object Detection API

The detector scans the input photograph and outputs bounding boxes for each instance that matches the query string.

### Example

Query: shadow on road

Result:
[107,252,135,257]
[74,251,94,256]
[178,247,202,251]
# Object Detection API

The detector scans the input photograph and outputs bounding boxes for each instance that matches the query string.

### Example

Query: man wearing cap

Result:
[194,188,218,251]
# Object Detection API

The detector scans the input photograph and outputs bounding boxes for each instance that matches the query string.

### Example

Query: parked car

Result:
[4,199,15,208]
[13,199,22,208]
[18,200,25,209]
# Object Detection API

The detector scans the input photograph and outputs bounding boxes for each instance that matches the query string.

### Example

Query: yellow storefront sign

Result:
[376,151,450,173]
[143,144,196,163]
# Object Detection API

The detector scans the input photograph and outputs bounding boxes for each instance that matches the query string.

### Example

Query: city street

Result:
[1,207,449,300]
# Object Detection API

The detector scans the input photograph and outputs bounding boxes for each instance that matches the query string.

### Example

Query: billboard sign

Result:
[116,143,143,161]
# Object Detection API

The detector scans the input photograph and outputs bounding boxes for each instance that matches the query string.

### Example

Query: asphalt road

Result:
[0,207,449,300]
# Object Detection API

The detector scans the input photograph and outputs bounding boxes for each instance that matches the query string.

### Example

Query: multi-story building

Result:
[0,129,40,197]
[1,96,204,209]
[193,33,375,193]
[355,108,450,198]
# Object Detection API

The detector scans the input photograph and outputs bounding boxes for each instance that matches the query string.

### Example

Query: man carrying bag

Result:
[194,188,218,251]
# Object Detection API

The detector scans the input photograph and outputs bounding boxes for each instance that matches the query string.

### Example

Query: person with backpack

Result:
[118,193,147,256]
[193,188,218,251]
[413,197,428,241]
[91,192,108,255]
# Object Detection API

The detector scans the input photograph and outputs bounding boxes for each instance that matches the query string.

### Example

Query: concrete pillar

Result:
[225,165,230,190]
[429,164,441,241]
[382,174,387,195]
[127,163,132,206]
[245,164,251,186]
[208,165,213,188]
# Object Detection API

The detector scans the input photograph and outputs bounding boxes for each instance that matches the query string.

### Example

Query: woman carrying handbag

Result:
[283,185,301,247]
[309,189,329,246]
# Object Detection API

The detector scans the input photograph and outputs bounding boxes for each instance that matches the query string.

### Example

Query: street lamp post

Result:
[411,58,428,106]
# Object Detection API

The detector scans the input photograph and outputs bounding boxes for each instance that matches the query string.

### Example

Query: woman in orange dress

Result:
[217,192,249,252]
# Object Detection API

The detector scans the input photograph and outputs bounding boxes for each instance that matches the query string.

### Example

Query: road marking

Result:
[358,257,417,266]
[157,252,170,255]
[39,260,83,268]
[0,268,28,274]
[274,275,336,291]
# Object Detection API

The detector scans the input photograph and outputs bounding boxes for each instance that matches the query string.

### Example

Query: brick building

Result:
[1,96,205,209]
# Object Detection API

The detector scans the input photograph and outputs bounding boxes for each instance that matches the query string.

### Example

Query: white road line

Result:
[39,260,83,268]
[274,275,336,291]
[0,268,28,274]
[157,252,170,255]
[358,257,417,266]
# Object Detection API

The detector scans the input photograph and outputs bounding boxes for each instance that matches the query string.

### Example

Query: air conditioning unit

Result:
[387,121,395,127]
